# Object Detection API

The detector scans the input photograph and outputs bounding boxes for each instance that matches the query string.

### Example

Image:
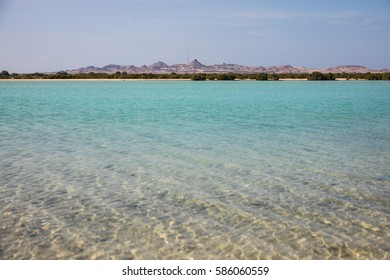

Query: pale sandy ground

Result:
[335,78,368,80]
[278,78,307,81]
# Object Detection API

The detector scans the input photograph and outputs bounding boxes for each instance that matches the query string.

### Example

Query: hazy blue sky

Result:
[1,0,389,72]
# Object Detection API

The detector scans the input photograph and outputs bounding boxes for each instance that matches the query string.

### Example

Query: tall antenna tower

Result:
[187,50,189,64]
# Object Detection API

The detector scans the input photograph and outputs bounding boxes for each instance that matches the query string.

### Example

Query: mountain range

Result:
[66,59,389,74]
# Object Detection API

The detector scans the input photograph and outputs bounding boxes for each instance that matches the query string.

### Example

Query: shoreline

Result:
[0,78,376,82]
[0,78,192,82]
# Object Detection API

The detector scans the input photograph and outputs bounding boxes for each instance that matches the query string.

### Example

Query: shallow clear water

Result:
[0,80,389,259]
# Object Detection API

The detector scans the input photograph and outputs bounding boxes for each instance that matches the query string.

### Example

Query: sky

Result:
[0,0,390,73]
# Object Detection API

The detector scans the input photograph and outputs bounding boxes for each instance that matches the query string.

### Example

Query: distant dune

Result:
[65,59,389,74]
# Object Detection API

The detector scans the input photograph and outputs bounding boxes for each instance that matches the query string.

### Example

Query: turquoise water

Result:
[0,80,389,259]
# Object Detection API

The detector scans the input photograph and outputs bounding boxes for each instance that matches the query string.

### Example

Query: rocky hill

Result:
[66,59,387,74]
